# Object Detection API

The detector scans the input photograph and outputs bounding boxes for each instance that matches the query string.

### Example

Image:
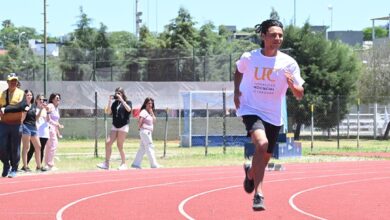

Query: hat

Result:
[7,73,19,81]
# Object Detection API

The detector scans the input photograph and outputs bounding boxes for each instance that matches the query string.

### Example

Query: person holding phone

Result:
[131,97,160,169]
[97,87,132,170]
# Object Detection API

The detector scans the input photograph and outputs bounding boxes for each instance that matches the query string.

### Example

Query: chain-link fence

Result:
[9,47,243,82]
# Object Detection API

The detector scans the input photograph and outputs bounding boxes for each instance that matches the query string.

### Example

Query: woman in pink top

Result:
[44,93,64,170]
[131,97,160,169]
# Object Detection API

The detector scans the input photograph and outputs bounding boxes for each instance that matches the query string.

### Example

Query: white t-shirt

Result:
[236,49,305,126]
[139,109,154,131]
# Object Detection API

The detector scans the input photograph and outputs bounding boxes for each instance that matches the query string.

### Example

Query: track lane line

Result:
[288,176,390,220]
[178,170,390,219]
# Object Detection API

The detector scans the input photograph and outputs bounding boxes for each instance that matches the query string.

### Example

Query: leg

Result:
[9,124,22,173]
[0,123,11,177]
[39,138,48,163]
[143,131,159,168]
[30,136,42,169]
[249,129,269,196]
[132,131,147,168]
[44,129,58,168]
[105,130,117,163]
[27,140,34,164]
[116,131,127,165]
[21,134,31,169]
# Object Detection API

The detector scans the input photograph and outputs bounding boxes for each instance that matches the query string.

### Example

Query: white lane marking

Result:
[55,175,242,220]
[288,176,390,220]
[178,171,390,219]
[178,185,240,220]
[0,170,238,196]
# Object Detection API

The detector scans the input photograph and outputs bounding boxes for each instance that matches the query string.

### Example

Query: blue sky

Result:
[1,0,389,36]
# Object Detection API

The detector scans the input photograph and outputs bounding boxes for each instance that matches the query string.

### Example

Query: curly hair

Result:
[255,19,284,48]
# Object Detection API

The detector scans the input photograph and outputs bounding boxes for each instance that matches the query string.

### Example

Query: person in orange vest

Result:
[0,73,27,178]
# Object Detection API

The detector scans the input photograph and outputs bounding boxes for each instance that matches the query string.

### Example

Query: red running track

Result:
[0,160,389,220]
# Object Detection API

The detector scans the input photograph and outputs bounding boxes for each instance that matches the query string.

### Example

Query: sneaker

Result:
[131,164,142,169]
[97,162,109,170]
[118,163,128,170]
[2,165,10,177]
[37,167,48,172]
[8,170,17,178]
[253,194,266,211]
[20,166,32,172]
[243,163,254,193]
[151,164,161,168]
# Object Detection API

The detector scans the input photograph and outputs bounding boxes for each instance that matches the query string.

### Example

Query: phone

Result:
[43,98,48,104]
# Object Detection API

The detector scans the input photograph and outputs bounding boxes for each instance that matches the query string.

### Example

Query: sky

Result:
[1,0,389,37]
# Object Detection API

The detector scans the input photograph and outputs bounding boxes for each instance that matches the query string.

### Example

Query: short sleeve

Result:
[235,52,251,74]
[289,62,305,86]
[139,109,148,118]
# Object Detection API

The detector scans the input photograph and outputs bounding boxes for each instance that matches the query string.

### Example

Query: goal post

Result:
[180,90,288,147]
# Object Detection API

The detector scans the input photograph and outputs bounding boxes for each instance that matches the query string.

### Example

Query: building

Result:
[327,31,364,46]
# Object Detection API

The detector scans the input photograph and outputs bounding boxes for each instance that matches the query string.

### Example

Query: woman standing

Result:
[131,97,160,169]
[20,90,45,171]
[97,87,132,170]
[44,93,63,171]
[27,94,49,170]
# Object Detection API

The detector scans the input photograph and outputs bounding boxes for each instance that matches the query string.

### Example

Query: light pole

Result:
[294,0,296,26]
[18,32,26,47]
[328,4,333,31]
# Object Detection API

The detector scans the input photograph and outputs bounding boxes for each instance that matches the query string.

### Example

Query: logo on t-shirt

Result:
[253,67,278,95]
[254,67,276,82]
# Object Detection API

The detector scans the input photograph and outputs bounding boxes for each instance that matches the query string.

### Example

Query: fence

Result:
[6,47,243,82]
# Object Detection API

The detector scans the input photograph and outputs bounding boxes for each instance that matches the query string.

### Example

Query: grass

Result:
[35,138,389,173]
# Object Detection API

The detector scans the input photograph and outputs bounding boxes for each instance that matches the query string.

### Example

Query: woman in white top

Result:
[131,97,160,169]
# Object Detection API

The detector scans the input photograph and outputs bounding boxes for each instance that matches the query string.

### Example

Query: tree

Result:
[363,26,388,41]
[358,40,390,101]
[283,23,362,139]
[270,7,280,20]
[59,7,99,80]
[160,7,199,80]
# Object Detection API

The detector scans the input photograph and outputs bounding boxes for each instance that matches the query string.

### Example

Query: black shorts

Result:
[242,115,282,154]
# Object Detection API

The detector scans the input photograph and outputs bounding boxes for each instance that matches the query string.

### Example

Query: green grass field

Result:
[37,138,389,173]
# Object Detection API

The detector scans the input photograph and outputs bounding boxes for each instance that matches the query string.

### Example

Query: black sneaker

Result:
[253,193,266,211]
[2,165,10,177]
[21,167,32,172]
[243,163,254,193]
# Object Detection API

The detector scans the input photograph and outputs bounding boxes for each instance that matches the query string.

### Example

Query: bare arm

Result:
[285,73,304,100]
[234,68,243,109]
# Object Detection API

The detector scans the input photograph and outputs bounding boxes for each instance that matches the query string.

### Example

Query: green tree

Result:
[363,26,388,41]
[59,7,97,80]
[283,23,362,138]
[270,7,280,20]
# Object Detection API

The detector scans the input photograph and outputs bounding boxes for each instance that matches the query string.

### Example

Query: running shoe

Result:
[243,163,254,193]
[131,164,142,169]
[20,166,32,172]
[8,170,17,178]
[253,193,265,211]
[118,163,128,170]
[97,162,109,170]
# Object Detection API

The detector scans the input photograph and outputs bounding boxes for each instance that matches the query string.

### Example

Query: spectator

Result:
[131,97,160,169]
[27,94,50,170]
[0,73,27,178]
[20,90,47,172]
[43,93,64,171]
[97,87,132,170]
